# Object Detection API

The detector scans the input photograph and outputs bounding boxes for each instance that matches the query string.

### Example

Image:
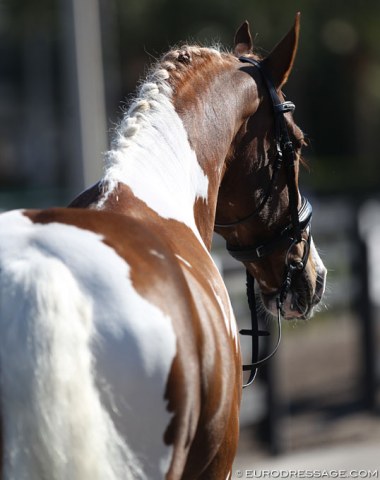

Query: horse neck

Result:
[90,51,249,249]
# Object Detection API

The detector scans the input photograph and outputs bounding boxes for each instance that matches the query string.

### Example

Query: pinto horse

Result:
[0,14,326,480]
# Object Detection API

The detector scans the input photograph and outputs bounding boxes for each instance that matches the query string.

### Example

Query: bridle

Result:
[215,56,313,387]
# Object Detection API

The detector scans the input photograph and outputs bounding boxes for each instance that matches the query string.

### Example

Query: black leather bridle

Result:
[215,56,313,387]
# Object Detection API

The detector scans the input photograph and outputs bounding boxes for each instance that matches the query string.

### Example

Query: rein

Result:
[216,56,313,388]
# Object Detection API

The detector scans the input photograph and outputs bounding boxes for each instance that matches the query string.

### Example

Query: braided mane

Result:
[99,46,232,208]
[108,46,228,153]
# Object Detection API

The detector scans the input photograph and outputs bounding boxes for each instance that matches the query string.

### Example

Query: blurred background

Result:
[0,0,379,474]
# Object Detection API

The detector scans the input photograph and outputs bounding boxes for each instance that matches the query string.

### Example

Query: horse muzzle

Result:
[260,262,327,321]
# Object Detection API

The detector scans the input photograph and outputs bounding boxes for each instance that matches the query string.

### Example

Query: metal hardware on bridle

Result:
[214,56,313,388]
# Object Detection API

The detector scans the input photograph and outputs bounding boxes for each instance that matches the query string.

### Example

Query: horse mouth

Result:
[256,265,327,321]
[260,291,312,320]
[259,289,323,320]
[260,280,325,321]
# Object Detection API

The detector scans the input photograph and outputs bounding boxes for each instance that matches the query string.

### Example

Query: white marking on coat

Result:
[310,237,327,293]
[99,69,209,240]
[0,210,177,480]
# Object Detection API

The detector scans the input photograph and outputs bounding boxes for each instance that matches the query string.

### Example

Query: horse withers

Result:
[0,14,326,480]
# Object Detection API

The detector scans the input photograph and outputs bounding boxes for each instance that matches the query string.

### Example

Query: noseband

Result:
[215,57,313,387]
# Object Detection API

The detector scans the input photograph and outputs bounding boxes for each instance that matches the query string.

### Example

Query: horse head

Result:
[215,14,327,320]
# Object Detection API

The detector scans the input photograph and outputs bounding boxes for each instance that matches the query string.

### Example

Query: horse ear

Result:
[234,21,253,56]
[263,12,300,88]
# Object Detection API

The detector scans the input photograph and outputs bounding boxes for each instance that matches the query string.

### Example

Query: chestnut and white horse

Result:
[0,15,326,480]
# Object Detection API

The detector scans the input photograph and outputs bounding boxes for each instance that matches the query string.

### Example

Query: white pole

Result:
[60,0,108,191]
[72,0,107,187]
